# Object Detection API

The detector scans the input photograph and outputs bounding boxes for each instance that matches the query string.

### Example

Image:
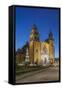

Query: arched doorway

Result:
[41,44,50,66]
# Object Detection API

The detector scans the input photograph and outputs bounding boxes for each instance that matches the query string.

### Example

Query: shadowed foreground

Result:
[16,64,59,83]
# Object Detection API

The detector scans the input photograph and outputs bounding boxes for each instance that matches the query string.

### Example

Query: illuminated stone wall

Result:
[29,41,34,64]
[49,40,54,64]
[33,41,41,64]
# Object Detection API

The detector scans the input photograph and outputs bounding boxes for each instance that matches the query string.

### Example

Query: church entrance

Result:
[41,45,50,66]
[41,53,49,66]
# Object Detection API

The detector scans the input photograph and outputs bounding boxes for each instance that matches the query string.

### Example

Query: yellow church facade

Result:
[29,24,54,65]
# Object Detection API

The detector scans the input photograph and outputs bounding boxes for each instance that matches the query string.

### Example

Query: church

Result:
[16,24,55,66]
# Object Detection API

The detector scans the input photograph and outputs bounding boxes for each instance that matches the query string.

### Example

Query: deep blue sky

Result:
[16,7,60,58]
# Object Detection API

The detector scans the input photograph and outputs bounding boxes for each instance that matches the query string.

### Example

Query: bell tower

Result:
[49,31,55,64]
[29,24,40,64]
[30,24,39,42]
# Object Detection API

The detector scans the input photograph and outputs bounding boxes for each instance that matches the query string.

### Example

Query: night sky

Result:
[15,6,60,58]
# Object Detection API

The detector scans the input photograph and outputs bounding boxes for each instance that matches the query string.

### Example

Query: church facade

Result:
[29,24,54,65]
[16,24,55,66]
